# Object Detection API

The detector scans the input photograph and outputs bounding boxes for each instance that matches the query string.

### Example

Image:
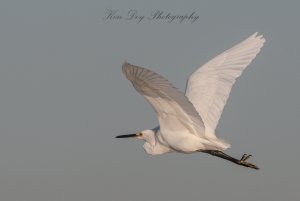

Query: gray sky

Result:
[0,0,299,200]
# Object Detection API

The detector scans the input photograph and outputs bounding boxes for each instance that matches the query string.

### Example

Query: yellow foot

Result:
[238,154,259,170]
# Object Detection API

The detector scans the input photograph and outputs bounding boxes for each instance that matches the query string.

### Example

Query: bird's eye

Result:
[138,132,143,136]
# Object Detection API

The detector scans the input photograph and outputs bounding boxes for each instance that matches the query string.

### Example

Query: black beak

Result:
[115,134,137,138]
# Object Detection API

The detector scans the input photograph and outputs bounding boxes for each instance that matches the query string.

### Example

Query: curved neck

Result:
[144,132,156,147]
[142,130,171,155]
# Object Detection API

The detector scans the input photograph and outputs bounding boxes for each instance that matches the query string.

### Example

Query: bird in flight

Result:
[116,33,265,170]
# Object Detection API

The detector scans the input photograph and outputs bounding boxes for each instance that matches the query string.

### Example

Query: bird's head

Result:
[116,129,155,143]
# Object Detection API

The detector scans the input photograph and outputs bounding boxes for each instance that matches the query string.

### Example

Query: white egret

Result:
[116,33,265,170]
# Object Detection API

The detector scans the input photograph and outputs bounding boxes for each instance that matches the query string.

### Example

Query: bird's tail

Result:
[205,137,231,151]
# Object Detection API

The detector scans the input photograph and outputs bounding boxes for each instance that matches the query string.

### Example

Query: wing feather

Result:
[185,33,265,138]
[122,62,205,136]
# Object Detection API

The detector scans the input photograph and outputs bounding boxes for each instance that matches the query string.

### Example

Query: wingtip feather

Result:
[253,32,266,44]
[122,61,133,78]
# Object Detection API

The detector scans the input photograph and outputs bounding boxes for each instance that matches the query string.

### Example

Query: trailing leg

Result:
[199,150,259,170]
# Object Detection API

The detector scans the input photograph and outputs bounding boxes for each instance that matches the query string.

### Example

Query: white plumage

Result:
[186,33,265,139]
[117,33,265,169]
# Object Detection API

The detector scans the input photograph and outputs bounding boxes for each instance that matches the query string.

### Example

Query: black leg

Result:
[199,150,259,170]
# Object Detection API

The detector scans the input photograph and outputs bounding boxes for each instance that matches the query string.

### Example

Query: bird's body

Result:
[116,33,265,169]
[149,127,226,155]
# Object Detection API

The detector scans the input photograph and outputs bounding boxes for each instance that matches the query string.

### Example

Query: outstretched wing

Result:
[122,62,205,137]
[185,33,265,138]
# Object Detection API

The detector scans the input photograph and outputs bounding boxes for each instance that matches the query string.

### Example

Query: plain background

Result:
[0,0,299,201]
